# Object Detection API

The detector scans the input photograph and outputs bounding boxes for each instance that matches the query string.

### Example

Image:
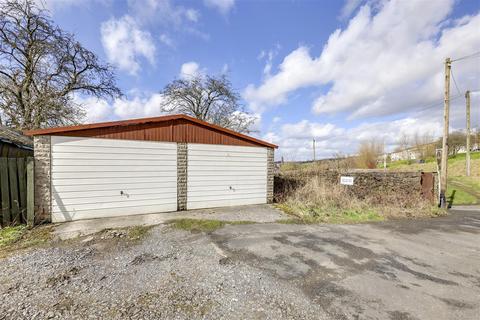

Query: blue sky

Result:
[43,0,480,160]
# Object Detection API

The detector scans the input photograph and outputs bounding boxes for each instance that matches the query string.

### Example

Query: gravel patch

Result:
[0,225,327,320]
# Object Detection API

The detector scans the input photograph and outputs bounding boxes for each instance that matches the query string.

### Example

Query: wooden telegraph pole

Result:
[465,90,471,177]
[440,58,451,208]
[313,138,316,162]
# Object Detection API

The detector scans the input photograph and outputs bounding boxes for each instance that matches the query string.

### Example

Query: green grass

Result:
[127,225,153,240]
[386,151,480,176]
[168,219,255,233]
[447,176,480,205]
[0,225,53,258]
[0,225,27,248]
[275,203,384,224]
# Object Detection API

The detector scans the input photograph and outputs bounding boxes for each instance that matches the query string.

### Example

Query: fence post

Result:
[27,157,35,227]
[0,158,10,226]
[8,158,20,223]
[17,158,27,219]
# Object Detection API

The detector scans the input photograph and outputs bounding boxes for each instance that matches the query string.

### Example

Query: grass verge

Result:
[127,225,154,240]
[168,219,255,233]
[447,176,480,205]
[276,203,385,224]
[276,176,444,224]
[0,225,53,258]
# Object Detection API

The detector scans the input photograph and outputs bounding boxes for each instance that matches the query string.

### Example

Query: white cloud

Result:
[100,15,156,75]
[127,0,199,26]
[74,91,169,123]
[185,8,200,22]
[113,93,167,119]
[221,63,229,74]
[35,0,109,11]
[339,0,363,20]
[159,33,174,47]
[258,44,281,78]
[265,115,448,161]
[74,95,113,123]
[244,0,480,118]
[179,61,203,79]
[204,0,235,15]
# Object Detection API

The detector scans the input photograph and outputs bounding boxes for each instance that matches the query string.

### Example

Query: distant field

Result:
[386,151,480,177]
[386,152,480,205]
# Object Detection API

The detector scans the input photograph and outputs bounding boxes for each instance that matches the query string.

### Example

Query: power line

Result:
[416,94,463,112]
[451,51,480,63]
[450,68,462,96]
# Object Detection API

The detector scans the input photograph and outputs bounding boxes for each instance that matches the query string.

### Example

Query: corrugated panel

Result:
[51,136,177,222]
[48,119,263,147]
[187,143,267,210]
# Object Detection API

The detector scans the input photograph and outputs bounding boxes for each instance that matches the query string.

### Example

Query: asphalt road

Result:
[212,207,480,319]
[1,207,479,319]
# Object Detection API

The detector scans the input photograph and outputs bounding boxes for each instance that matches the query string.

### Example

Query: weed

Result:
[127,225,153,240]
[168,219,255,233]
[0,225,27,247]
[0,225,53,258]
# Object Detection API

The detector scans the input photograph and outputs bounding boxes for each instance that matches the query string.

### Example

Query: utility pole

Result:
[465,90,471,177]
[312,138,316,162]
[440,57,451,208]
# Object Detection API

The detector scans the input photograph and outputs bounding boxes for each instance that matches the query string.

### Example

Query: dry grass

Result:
[277,176,443,224]
[0,225,53,258]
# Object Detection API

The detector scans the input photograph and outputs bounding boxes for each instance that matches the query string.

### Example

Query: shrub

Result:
[277,174,442,223]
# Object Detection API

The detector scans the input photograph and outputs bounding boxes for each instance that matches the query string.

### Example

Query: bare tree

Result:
[356,139,384,169]
[161,74,256,133]
[395,133,411,152]
[0,0,121,130]
[413,132,435,160]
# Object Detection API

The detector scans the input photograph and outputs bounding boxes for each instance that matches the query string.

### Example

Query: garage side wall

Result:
[267,148,274,203]
[33,135,52,222]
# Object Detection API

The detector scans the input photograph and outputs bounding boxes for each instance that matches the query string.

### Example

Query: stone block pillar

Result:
[33,136,51,223]
[177,143,188,211]
[267,147,274,203]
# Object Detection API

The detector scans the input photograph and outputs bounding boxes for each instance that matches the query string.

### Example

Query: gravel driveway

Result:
[1,207,479,319]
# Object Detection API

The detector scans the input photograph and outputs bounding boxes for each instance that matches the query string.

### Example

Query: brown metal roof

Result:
[24,114,278,148]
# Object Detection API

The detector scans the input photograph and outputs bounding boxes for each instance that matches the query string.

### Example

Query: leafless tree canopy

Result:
[356,139,384,169]
[0,0,121,129]
[161,74,256,133]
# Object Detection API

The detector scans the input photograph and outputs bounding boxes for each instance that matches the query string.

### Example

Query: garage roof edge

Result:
[24,114,278,149]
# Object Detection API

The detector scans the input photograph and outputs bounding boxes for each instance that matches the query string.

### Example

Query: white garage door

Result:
[187,143,267,210]
[51,136,177,222]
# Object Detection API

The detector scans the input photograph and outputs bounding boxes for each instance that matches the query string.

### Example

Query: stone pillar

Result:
[177,143,188,211]
[33,136,51,223]
[267,147,274,203]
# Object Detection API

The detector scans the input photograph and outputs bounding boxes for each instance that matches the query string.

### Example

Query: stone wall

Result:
[177,142,188,211]
[275,169,437,203]
[33,136,51,223]
[266,148,274,203]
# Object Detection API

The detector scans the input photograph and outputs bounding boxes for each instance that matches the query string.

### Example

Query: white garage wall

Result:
[51,136,177,222]
[187,143,267,209]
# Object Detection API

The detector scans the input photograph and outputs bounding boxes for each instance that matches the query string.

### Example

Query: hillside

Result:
[386,152,480,205]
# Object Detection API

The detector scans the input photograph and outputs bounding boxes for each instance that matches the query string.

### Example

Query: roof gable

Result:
[24,114,277,148]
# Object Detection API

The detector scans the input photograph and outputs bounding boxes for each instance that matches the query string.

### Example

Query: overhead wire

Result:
[451,51,480,63]
[450,68,463,96]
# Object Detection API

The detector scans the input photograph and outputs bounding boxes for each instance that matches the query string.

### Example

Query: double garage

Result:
[26,115,276,222]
